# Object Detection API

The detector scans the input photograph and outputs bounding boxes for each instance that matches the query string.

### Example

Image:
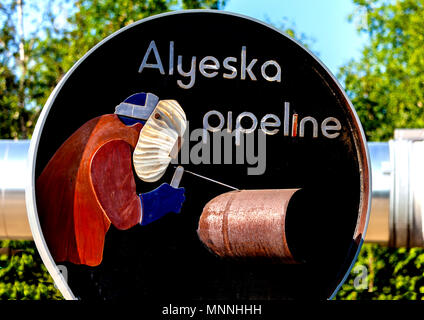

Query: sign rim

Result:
[25,9,372,301]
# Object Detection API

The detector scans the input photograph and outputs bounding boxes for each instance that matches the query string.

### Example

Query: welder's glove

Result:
[139,183,185,226]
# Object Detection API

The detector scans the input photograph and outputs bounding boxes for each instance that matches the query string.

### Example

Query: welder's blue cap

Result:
[114,92,159,120]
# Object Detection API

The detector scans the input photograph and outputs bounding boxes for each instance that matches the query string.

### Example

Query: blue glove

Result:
[140,183,185,226]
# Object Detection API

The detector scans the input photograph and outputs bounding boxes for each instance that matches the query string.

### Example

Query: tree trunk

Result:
[17,0,27,138]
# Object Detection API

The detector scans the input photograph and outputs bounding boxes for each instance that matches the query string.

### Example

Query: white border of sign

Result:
[25,9,372,301]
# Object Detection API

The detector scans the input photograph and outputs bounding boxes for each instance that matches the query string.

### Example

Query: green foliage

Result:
[336,244,424,300]
[338,0,424,141]
[0,240,63,300]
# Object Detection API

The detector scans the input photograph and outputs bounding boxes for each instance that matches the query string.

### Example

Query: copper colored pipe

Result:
[197,189,300,264]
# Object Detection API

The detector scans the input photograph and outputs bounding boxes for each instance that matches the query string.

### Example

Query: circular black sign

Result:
[27,10,370,300]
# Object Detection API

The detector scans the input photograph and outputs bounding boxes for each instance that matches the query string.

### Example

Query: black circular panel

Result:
[32,11,370,300]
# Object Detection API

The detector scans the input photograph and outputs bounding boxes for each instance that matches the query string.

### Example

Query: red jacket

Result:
[36,114,143,266]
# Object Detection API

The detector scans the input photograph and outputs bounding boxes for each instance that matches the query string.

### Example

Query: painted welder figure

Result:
[36,93,186,266]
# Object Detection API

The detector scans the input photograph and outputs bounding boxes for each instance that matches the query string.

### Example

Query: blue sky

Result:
[224,0,368,76]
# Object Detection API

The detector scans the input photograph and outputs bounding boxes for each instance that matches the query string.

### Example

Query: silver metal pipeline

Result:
[0,135,423,247]
[365,129,424,247]
[0,140,32,239]
[365,142,390,244]
[389,132,424,247]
